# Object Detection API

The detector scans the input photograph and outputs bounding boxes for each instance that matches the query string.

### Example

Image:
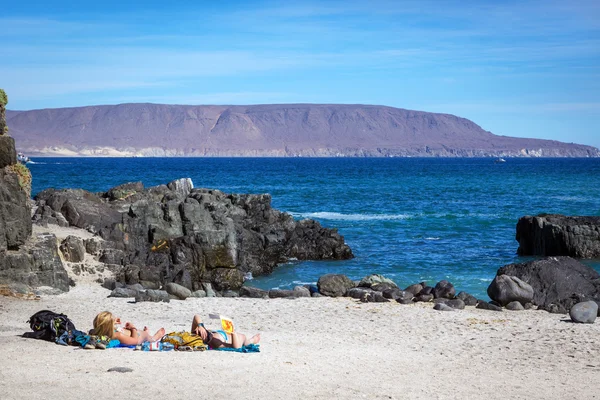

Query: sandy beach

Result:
[1,280,599,400]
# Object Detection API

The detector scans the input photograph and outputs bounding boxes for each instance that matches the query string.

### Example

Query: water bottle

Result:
[140,341,174,351]
[161,342,175,351]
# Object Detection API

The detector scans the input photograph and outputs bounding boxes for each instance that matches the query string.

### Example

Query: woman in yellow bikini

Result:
[93,311,165,346]
[190,314,260,349]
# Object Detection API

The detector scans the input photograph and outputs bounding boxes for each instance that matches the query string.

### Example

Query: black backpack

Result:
[23,310,77,342]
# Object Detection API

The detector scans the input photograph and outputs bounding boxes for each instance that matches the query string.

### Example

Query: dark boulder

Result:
[382,288,403,300]
[569,301,598,323]
[476,301,503,312]
[516,214,600,258]
[414,293,433,303]
[165,282,192,300]
[135,289,170,303]
[293,286,311,297]
[487,275,534,306]
[433,280,455,299]
[269,289,301,299]
[457,291,478,306]
[434,298,466,310]
[317,274,355,297]
[239,286,269,298]
[360,291,389,303]
[395,291,414,304]
[433,303,455,312]
[497,256,600,313]
[505,301,525,311]
[418,286,434,296]
[404,283,424,296]
[347,287,370,299]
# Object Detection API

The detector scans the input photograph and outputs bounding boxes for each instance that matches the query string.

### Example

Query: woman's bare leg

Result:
[231,332,246,349]
[244,333,261,346]
[152,328,166,341]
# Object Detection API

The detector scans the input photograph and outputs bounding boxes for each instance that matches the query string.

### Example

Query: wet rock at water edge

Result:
[404,283,424,296]
[433,280,455,299]
[317,274,355,297]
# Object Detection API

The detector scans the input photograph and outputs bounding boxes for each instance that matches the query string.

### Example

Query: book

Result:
[209,313,235,333]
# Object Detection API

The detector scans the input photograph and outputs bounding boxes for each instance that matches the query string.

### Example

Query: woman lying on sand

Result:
[93,311,165,346]
[191,314,260,349]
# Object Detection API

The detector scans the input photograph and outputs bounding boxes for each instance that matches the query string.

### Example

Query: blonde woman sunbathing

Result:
[191,314,260,349]
[93,311,165,345]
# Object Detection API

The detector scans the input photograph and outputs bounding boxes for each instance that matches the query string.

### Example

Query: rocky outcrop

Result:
[496,257,600,314]
[516,214,600,258]
[0,136,31,250]
[33,180,353,291]
[0,91,68,293]
[0,232,71,292]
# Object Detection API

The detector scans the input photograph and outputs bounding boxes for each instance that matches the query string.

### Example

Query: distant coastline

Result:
[7,103,600,158]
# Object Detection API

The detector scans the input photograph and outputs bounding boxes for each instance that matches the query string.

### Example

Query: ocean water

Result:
[28,157,600,299]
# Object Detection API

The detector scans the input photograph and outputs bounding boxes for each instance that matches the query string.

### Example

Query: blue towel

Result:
[211,344,260,353]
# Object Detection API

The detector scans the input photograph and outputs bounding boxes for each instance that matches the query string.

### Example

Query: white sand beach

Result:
[1,280,599,400]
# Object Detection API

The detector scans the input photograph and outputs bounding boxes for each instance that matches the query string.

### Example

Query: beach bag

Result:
[23,310,76,343]
[161,331,207,351]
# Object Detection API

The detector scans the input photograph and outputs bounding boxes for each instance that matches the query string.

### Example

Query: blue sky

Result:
[2,0,599,148]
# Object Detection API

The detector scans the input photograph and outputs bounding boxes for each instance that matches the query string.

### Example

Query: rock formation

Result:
[495,256,600,314]
[0,89,7,135]
[6,103,599,157]
[516,214,600,258]
[33,179,353,291]
[0,89,69,292]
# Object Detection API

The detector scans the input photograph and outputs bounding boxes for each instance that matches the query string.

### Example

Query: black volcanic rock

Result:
[33,179,354,291]
[6,104,599,157]
[497,257,600,314]
[516,214,600,258]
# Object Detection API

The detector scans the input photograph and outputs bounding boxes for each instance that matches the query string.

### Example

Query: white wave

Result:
[290,211,412,221]
[291,280,316,286]
[424,237,440,241]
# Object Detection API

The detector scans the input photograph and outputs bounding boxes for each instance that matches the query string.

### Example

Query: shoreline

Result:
[1,282,599,400]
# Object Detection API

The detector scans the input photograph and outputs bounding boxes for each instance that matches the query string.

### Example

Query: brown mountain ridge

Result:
[6,103,599,157]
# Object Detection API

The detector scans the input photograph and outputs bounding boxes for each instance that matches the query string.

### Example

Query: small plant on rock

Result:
[6,162,32,198]
[0,88,8,135]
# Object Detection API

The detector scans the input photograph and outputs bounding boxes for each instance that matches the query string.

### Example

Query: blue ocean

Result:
[29,157,600,299]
